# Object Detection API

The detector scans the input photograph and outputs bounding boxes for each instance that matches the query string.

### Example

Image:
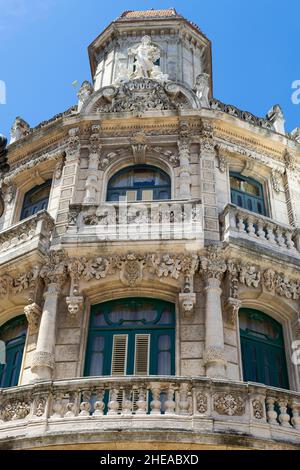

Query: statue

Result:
[266,104,285,134]
[194,73,210,108]
[77,81,93,112]
[128,36,168,82]
[10,117,30,144]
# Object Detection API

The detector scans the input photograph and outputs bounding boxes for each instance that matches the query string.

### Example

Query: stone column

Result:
[31,250,67,381]
[31,283,59,380]
[201,247,227,378]
[178,121,192,199]
[83,128,101,204]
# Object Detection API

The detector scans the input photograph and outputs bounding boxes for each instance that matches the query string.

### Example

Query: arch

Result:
[239,307,289,389]
[106,164,171,202]
[20,179,52,220]
[0,315,27,388]
[84,297,175,378]
[229,171,267,216]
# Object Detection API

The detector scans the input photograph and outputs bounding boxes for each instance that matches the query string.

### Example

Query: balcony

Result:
[220,204,300,259]
[65,200,203,245]
[0,376,299,449]
[0,211,55,266]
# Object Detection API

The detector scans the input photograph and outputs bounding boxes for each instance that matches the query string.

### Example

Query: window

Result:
[230,172,267,216]
[20,180,52,220]
[239,308,289,389]
[0,315,27,388]
[84,298,175,377]
[107,165,171,202]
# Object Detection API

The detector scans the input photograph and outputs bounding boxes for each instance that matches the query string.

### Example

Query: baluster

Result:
[150,383,161,415]
[291,400,300,430]
[275,227,285,247]
[266,224,276,244]
[246,216,256,237]
[93,388,105,416]
[51,393,64,418]
[122,387,133,415]
[79,390,91,417]
[178,383,190,415]
[108,388,120,415]
[236,213,245,232]
[64,392,76,418]
[285,231,295,250]
[135,386,148,415]
[164,385,176,415]
[266,397,278,425]
[278,399,291,427]
[257,219,266,240]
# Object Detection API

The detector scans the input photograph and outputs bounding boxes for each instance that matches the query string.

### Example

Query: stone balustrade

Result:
[0,210,55,265]
[67,199,203,242]
[220,204,300,256]
[0,376,300,448]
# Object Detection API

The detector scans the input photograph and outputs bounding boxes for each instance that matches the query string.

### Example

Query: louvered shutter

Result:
[111,334,128,376]
[134,334,150,376]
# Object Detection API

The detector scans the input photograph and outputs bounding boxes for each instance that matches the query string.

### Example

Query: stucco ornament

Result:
[24,303,42,334]
[128,36,168,82]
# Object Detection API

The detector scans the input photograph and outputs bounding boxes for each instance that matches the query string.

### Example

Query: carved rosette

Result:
[213,393,245,416]
[24,302,42,334]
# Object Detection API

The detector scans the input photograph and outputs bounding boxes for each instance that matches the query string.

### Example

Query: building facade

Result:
[0,9,300,450]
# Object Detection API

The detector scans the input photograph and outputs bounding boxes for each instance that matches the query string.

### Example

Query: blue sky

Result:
[0,0,299,138]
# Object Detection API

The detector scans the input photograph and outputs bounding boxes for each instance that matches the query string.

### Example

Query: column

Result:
[201,248,227,378]
[31,282,59,381]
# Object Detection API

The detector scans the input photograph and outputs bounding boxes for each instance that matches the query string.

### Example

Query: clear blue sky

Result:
[0,0,299,138]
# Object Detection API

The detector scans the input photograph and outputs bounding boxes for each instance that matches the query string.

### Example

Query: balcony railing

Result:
[0,211,55,265]
[220,204,300,256]
[67,199,203,242]
[0,377,300,447]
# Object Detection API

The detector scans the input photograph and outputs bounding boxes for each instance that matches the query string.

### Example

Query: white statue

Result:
[291,127,300,143]
[10,116,30,144]
[194,73,210,108]
[77,81,93,112]
[266,104,285,134]
[128,36,168,82]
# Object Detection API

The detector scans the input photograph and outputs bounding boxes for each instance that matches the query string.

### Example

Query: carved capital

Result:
[24,303,42,334]
[200,247,227,281]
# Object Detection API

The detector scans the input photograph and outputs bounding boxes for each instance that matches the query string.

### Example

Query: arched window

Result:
[107,165,171,202]
[230,172,267,216]
[20,179,52,220]
[0,315,27,388]
[239,308,289,389]
[85,298,175,377]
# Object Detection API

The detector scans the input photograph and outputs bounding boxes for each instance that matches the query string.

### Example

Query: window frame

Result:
[229,172,268,216]
[106,165,171,202]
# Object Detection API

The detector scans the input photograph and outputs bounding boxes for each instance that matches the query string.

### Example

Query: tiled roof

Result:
[119,9,178,19]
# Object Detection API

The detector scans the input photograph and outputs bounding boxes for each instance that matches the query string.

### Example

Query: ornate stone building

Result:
[0,8,300,450]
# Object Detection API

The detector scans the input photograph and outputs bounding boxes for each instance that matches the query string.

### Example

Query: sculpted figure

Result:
[129,36,161,79]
